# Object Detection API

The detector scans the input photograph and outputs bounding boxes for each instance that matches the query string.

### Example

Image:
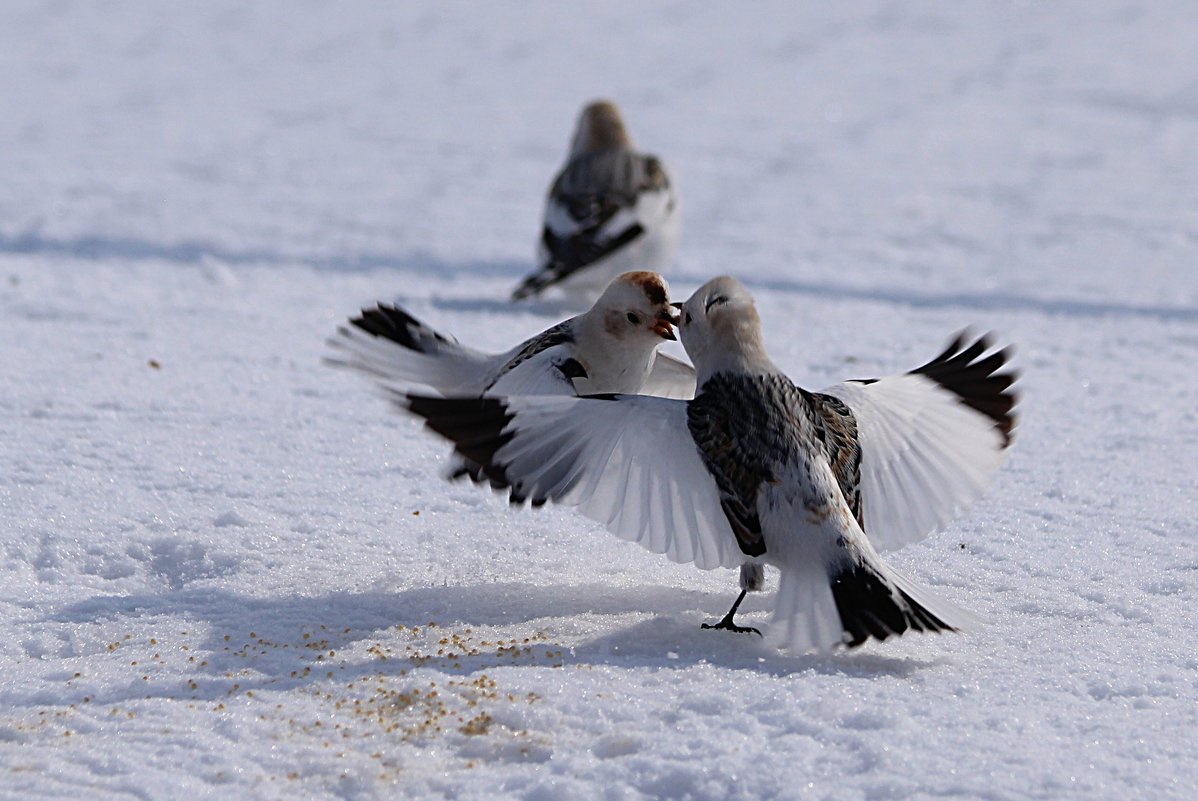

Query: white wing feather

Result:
[822,375,1009,552]
[325,313,495,394]
[469,394,742,571]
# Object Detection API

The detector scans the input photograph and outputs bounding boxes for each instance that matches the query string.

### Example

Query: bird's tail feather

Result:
[511,269,554,301]
[324,304,488,392]
[767,564,848,653]
[884,564,984,634]
[768,560,980,653]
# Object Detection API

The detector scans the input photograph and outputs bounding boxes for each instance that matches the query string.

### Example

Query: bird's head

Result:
[590,271,679,345]
[570,99,632,156]
[676,276,768,379]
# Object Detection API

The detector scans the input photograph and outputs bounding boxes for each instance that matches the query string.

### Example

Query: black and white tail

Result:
[324,303,491,393]
[769,559,980,652]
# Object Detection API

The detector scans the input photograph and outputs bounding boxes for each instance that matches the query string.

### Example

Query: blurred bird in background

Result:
[512,100,680,303]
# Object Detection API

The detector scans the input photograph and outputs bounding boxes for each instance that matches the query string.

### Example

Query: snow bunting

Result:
[326,271,692,400]
[708,320,1020,634]
[398,276,1019,653]
[511,100,680,303]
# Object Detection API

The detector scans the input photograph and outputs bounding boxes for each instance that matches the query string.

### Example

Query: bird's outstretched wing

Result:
[820,332,1019,552]
[324,303,494,393]
[398,392,742,571]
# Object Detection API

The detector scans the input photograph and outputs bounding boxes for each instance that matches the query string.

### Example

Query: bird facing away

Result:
[326,271,695,400]
[700,323,1020,634]
[511,100,680,303]
[399,276,1018,653]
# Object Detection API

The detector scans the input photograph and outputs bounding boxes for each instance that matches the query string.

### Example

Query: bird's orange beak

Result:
[653,309,678,340]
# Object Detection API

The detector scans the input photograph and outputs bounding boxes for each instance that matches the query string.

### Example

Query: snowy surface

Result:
[3,2,1198,799]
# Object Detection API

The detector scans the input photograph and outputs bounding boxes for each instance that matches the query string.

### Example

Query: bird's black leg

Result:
[701,589,762,636]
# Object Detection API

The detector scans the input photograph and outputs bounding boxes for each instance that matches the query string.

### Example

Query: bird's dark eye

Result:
[626,312,640,325]
[684,312,692,325]
[705,295,729,312]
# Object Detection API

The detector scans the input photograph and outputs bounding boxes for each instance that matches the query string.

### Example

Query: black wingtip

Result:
[911,330,1020,447]
[404,393,521,495]
[349,303,452,354]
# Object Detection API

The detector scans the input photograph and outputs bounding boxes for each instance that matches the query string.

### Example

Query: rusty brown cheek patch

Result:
[603,311,628,338]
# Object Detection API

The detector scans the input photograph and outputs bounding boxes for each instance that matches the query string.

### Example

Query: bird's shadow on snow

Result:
[571,616,937,679]
[11,228,1193,323]
[41,580,936,707]
[0,229,525,282]
[1,228,598,316]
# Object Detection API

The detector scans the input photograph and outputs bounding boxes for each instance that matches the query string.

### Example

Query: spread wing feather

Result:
[399,393,742,571]
[820,332,1019,552]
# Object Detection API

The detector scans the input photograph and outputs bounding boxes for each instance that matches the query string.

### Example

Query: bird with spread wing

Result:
[398,276,1019,652]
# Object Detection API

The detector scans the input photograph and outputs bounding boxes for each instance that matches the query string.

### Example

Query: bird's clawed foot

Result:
[700,615,762,636]
[701,588,762,636]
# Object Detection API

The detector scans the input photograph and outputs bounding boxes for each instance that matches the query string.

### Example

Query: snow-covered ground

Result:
[3,2,1197,799]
